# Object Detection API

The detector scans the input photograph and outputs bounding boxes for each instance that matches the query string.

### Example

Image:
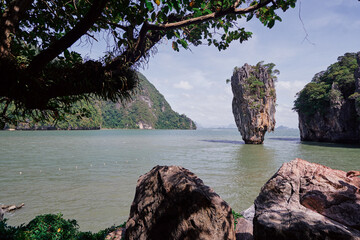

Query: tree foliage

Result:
[0,213,125,240]
[0,0,296,125]
[3,100,102,130]
[293,52,359,116]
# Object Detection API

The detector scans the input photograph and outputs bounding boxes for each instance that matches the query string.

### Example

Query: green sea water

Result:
[0,129,359,232]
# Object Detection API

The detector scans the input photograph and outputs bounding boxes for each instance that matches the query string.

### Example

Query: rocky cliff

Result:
[294,52,360,143]
[231,62,277,144]
[100,73,196,130]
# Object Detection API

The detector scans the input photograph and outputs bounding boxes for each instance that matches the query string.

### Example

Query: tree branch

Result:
[147,0,271,31]
[0,0,34,57]
[27,0,108,74]
[106,29,164,72]
[106,0,272,73]
[101,19,129,31]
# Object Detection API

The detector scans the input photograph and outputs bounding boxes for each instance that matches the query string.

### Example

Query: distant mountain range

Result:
[6,73,196,130]
[199,124,295,130]
[275,125,296,130]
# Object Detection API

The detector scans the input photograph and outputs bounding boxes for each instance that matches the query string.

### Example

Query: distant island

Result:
[294,52,360,144]
[230,62,278,144]
[275,125,296,130]
[3,73,196,130]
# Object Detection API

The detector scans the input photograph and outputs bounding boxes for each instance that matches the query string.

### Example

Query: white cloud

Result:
[173,81,193,90]
[275,104,299,128]
[307,15,339,30]
[352,20,360,29]
[276,80,306,92]
[181,93,191,98]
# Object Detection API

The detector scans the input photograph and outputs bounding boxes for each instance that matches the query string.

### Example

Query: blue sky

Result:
[77,0,360,128]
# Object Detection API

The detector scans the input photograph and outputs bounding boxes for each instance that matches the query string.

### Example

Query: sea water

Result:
[0,129,359,231]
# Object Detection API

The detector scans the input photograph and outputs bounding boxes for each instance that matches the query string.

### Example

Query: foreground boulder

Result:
[235,205,255,240]
[0,208,4,221]
[254,158,360,240]
[125,165,235,240]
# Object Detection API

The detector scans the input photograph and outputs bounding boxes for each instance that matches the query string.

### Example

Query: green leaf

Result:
[64,49,70,59]
[166,31,175,39]
[151,12,156,22]
[163,5,169,14]
[146,1,154,11]
[178,39,188,49]
[246,13,254,22]
[172,41,179,51]
[268,19,275,29]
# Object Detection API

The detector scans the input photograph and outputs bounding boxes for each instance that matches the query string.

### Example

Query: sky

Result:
[78,0,360,128]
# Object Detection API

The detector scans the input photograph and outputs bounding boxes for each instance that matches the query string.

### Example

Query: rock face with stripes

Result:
[125,165,235,240]
[254,158,360,240]
[231,63,276,144]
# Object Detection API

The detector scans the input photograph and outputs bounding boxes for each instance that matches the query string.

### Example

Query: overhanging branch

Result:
[101,19,129,31]
[27,0,108,74]
[147,0,271,31]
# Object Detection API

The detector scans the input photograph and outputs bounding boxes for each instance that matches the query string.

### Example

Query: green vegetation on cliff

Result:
[1,100,102,130]
[293,52,359,116]
[228,61,278,110]
[2,73,196,130]
[100,73,196,129]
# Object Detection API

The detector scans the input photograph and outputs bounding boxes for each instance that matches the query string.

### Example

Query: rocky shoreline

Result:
[108,159,360,240]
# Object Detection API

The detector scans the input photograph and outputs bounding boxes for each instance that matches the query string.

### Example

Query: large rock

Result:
[298,82,360,143]
[254,158,360,240]
[297,52,360,144]
[0,208,4,221]
[125,165,235,240]
[234,205,255,240]
[354,52,360,116]
[231,63,276,144]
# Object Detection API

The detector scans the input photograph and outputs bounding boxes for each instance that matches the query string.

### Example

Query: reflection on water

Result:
[268,137,300,142]
[201,139,244,144]
[220,144,278,212]
[0,128,359,232]
[301,141,360,149]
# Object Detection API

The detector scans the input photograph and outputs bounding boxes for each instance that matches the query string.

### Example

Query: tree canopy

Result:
[0,0,296,126]
[293,52,360,116]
